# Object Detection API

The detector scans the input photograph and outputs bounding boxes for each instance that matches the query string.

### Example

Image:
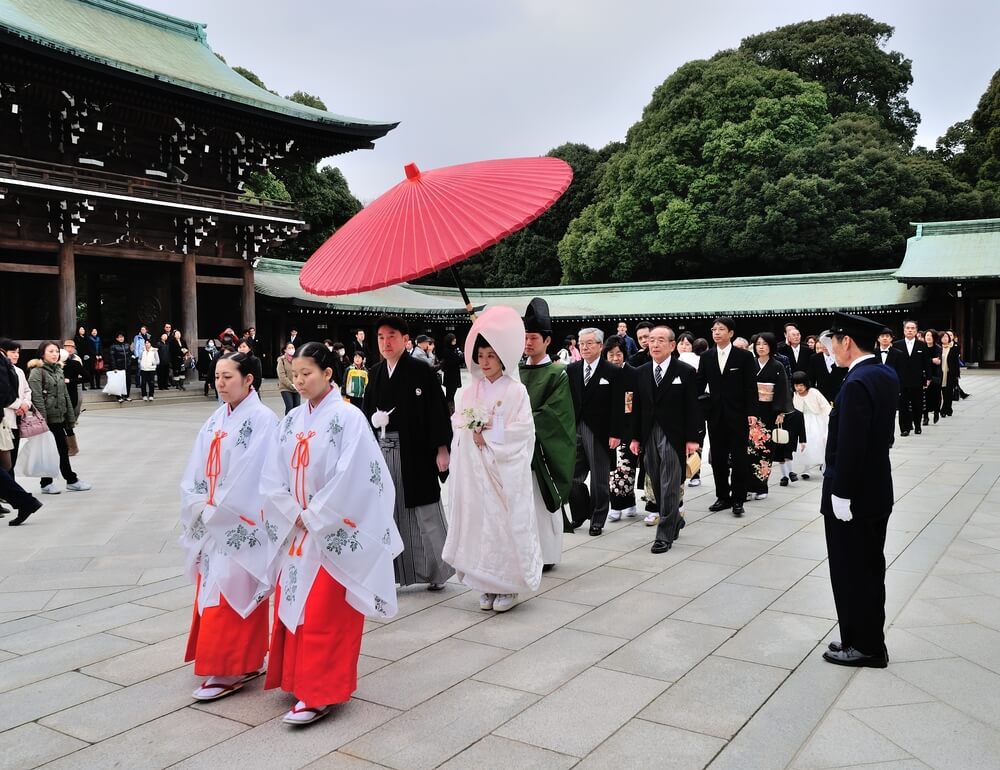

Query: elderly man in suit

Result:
[567,327,625,536]
[629,326,701,554]
[778,323,809,374]
[822,311,899,668]
[697,317,758,517]
[891,319,930,437]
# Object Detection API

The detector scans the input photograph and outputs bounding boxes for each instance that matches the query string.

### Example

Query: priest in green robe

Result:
[520,298,577,569]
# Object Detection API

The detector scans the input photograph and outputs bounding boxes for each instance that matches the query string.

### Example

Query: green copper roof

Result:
[895,218,1000,283]
[255,259,926,319]
[0,0,397,136]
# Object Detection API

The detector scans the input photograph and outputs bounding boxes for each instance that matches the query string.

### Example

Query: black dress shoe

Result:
[914,427,922,435]
[933,413,939,424]
[588,525,603,537]
[732,503,745,517]
[789,472,798,482]
[708,498,732,512]
[542,564,555,572]
[651,539,672,554]
[8,498,41,526]
[822,646,888,668]
[900,430,910,437]
[922,416,929,426]
[779,476,789,487]
[678,517,686,530]
[828,641,843,652]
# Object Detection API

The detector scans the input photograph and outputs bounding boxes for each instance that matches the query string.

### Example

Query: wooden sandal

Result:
[282,703,332,725]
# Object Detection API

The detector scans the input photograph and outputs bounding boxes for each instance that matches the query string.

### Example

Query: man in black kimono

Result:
[822,311,899,668]
[364,316,455,590]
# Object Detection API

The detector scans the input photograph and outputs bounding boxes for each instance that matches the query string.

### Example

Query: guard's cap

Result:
[829,311,884,349]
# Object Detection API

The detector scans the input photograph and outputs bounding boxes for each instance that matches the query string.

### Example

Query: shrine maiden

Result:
[443,305,542,613]
[179,352,282,702]
[261,342,402,726]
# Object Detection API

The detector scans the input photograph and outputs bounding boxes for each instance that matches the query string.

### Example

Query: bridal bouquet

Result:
[460,405,491,432]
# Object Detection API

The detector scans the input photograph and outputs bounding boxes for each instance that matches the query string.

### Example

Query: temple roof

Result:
[896,218,1000,284]
[0,0,397,141]
[255,259,927,319]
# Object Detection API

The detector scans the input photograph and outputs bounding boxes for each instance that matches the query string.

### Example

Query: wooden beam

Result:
[76,245,184,263]
[195,254,247,268]
[0,237,59,253]
[0,261,59,274]
[242,261,256,332]
[58,241,76,338]
[182,251,198,345]
[196,275,243,286]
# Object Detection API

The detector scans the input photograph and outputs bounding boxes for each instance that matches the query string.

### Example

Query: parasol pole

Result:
[450,265,478,320]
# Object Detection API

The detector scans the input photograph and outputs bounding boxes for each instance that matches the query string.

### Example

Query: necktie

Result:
[719,348,726,373]
[584,363,593,386]
[881,350,888,364]
[654,364,663,386]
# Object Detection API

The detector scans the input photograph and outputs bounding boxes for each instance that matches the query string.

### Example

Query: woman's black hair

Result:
[37,340,60,358]
[472,334,505,370]
[443,332,457,346]
[677,331,695,345]
[791,371,810,387]
[217,351,255,383]
[602,335,626,358]
[293,341,343,386]
[750,332,776,356]
[238,337,255,352]
[692,337,709,355]
[0,338,21,353]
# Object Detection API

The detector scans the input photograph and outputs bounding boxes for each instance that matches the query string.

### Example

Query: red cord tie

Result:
[204,430,228,506]
[291,430,315,510]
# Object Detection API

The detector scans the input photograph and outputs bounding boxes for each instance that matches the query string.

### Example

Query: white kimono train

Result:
[179,395,282,618]
[260,388,403,632]
[444,374,543,594]
[793,387,832,472]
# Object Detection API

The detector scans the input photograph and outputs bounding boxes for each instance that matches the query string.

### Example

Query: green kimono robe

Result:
[520,360,576,512]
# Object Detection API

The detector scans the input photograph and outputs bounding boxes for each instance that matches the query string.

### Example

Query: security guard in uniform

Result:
[821,311,899,668]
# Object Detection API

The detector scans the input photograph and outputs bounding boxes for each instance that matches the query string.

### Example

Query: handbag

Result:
[94,356,105,372]
[772,427,790,445]
[66,432,80,456]
[18,407,50,438]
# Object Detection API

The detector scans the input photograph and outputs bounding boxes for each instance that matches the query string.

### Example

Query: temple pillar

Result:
[181,251,198,347]
[58,241,76,338]
[241,261,256,333]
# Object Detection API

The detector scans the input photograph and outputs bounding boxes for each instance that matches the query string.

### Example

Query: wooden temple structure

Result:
[0,0,395,346]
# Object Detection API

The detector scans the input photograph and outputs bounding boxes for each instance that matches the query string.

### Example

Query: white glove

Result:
[832,495,853,522]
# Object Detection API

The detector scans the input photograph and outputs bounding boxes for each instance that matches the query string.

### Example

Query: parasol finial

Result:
[404,162,421,180]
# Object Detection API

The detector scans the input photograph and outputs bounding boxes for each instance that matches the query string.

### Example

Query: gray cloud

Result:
[145,0,1000,202]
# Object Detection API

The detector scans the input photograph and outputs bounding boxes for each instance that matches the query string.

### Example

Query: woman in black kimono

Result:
[748,332,789,501]
[922,329,942,425]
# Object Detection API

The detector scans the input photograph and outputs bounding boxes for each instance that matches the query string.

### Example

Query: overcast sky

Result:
[146,0,1000,203]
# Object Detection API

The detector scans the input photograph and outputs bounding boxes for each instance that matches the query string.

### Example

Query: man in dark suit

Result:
[808,336,847,404]
[627,321,653,367]
[629,326,701,553]
[567,327,625,536]
[697,317,758,517]
[778,323,809,374]
[821,311,899,669]
[891,319,930,436]
[876,328,904,375]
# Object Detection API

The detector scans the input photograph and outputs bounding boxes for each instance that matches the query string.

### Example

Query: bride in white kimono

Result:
[260,342,402,726]
[444,305,542,613]
[179,352,282,702]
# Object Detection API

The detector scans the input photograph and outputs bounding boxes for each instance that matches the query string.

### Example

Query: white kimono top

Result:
[179,394,282,618]
[260,387,403,630]
[444,374,542,594]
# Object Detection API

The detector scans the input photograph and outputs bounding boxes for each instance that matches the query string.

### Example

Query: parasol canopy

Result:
[299,157,573,301]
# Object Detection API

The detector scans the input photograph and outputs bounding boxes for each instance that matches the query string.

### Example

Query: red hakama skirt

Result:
[265,567,365,706]
[185,582,269,677]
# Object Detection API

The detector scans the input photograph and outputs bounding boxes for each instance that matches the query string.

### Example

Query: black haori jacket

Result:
[364,352,453,508]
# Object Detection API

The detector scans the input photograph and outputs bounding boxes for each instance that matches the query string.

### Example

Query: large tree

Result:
[936,69,1000,212]
[739,14,919,145]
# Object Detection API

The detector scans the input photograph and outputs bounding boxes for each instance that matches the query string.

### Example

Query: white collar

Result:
[848,354,876,371]
[718,344,731,356]
[527,354,551,365]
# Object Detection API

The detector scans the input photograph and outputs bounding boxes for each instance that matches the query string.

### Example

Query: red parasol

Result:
[299,157,573,314]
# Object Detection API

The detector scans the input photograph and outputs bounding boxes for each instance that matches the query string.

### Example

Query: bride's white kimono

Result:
[179,394,282,617]
[443,306,543,594]
[260,386,403,631]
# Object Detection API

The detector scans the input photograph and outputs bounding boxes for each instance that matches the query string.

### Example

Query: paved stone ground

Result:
[2,372,999,769]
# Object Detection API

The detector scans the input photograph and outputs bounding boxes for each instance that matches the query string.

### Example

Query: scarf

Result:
[941,343,951,385]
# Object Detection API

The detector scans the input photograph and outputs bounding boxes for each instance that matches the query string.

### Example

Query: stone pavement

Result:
[2,373,1000,769]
